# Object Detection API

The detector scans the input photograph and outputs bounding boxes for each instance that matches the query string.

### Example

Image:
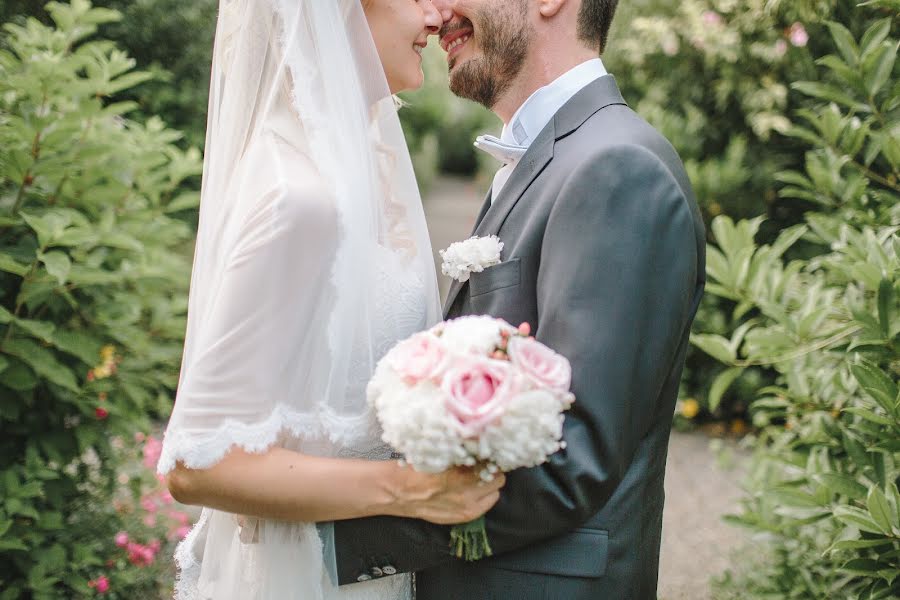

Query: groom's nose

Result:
[430,0,455,23]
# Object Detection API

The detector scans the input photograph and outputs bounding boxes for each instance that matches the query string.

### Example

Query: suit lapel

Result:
[441,75,628,319]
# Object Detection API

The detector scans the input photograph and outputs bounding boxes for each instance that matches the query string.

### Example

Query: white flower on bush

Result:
[439,235,504,282]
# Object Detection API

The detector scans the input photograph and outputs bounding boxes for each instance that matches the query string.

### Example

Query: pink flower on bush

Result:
[142,514,156,527]
[789,23,808,47]
[442,359,515,437]
[174,525,192,540]
[507,336,572,393]
[140,496,158,514]
[114,532,129,548]
[88,575,110,593]
[126,541,157,567]
[774,39,788,57]
[701,11,724,26]
[388,333,448,384]
[95,407,109,420]
[142,436,163,469]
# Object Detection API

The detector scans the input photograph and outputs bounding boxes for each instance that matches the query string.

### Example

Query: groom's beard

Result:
[447,4,530,109]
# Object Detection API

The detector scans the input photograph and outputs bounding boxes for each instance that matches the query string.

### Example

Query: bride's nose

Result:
[422,0,442,35]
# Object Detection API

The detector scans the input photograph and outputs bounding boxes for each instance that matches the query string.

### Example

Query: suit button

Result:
[370,567,384,578]
[357,573,372,582]
[382,565,397,576]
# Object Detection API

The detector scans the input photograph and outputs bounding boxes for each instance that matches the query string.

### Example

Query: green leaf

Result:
[0,254,31,277]
[1,361,38,392]
[165,191,201,213]
[52,329,102,365]
[827,21,860,66]
[867,486,895,534]
[39,251,70,286]
[833,505,884,533]
[841,558,882,575]
[843,407,893,426]
[2,338,79,392]
[851,361,899,415]
[19,211,71,249]
[708,367,743,412]
[768,225,808,260]
[877,278,893,339]
[864,41,897,98]
[829,538,892,552]
[690,334,735,364]
[860,18,892,56]
[813,473,868,500]
[12,318,55,344]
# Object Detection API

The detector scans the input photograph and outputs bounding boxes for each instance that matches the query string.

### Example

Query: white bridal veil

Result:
[157,0,441,597]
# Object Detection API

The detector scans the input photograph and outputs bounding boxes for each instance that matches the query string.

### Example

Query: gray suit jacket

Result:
[332,75,706,600]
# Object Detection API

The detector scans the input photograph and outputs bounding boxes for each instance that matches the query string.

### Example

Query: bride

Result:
[156,1,504,598]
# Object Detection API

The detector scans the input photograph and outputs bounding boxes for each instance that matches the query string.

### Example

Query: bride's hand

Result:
[390,466,506,525]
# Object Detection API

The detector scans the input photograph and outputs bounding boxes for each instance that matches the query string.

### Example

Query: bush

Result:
[0,1,200,596]
[688,7,899,597]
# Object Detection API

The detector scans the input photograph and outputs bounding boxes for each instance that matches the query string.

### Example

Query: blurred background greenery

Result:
[0,0,897,598]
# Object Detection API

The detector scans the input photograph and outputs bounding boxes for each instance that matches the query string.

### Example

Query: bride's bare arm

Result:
[166,447,504,525]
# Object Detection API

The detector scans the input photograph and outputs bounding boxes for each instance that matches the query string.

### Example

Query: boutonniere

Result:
[439,235,504,283]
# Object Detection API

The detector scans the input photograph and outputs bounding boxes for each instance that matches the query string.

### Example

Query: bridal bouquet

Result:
[367,315,575,560]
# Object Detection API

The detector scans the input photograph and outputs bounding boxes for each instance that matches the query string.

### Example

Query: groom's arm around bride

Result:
[331,1,706,598]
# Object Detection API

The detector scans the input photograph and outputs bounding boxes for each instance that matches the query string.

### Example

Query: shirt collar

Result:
[500,58,608,148]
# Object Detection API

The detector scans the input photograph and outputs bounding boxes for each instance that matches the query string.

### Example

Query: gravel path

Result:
[422,175,748,599]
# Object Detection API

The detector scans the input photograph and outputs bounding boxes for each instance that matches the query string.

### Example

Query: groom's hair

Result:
[577,0,619,54]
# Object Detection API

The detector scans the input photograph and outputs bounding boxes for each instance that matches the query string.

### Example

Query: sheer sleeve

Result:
[158,135,340,474]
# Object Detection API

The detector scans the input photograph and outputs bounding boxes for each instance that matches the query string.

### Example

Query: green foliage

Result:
[0,1,199,596]
[690,9,900,598]
[0,0,218,150]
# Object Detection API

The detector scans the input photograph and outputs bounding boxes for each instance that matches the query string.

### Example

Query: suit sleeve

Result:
[330,144,700,583]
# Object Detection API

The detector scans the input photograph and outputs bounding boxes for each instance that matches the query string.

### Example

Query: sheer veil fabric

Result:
[157,1,441,597]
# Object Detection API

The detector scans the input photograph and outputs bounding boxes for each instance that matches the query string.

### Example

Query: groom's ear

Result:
[537,0,567,18]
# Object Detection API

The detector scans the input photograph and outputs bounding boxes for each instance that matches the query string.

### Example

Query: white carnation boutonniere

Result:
[439,235,504,283]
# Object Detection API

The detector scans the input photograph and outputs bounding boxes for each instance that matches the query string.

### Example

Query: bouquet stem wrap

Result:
[450,517,492,561]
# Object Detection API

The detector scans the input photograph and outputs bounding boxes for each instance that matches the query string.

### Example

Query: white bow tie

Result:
[474,134,528,165]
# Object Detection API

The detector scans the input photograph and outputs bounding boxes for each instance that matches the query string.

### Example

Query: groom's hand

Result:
[389,466,505,525]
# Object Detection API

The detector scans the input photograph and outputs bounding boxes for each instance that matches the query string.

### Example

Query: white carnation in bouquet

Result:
[367,315,575,560]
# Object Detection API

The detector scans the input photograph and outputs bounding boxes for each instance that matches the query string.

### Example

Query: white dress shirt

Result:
[489,58,608,202]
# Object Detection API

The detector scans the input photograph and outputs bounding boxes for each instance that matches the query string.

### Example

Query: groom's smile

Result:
[435,0,531,110]
[439,21,474,68]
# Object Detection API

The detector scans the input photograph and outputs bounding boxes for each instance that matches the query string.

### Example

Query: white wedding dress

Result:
[157,1,441,598]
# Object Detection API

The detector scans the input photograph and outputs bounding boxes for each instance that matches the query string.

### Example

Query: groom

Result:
[331,0,705,598]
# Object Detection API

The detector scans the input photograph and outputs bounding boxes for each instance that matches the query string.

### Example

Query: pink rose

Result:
[388,333,448,383]
[114,532,129,548]
[507,337,572,393]
[442,359,515,437]
[789,23,808,47]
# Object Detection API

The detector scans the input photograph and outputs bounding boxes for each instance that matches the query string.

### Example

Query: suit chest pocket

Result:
[469,258,521,298]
